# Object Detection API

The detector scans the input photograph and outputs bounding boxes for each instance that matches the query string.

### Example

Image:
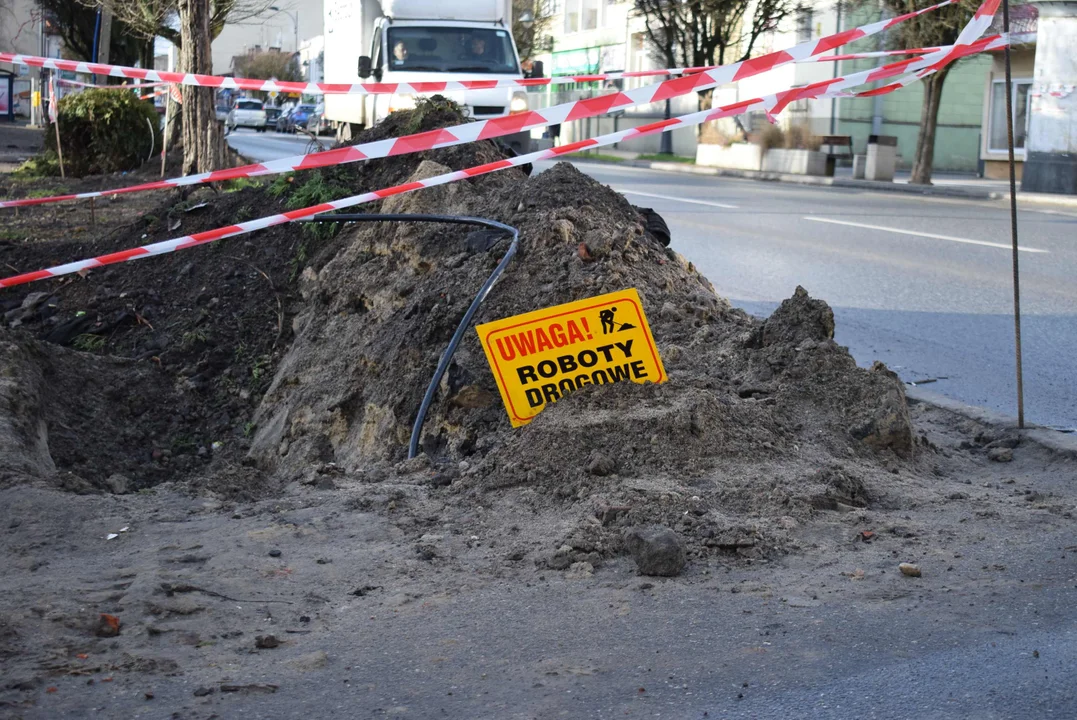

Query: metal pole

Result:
[829,0,843,136]
[1002,0,1024,428]
[660,98,673,154]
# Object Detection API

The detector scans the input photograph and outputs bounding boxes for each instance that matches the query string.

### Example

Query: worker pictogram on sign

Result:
[476,289,666,427]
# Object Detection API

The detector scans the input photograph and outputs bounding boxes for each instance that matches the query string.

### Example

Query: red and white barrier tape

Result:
[0,1,956,211]
[0,1,955,97]
[57,78,172,89]
[0,31,1005,290]
[797,47,940,62]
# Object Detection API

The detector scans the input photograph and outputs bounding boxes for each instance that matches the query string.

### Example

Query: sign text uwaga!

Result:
[477,289,666,427]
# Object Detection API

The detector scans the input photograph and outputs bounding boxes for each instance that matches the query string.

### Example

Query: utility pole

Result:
[829,0,843,136]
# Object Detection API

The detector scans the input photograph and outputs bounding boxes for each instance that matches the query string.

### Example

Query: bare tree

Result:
[81,0,276,173]
[37,0,152,67]
[633,0,794,78]
[633,0,793,143]
[872,0,980,185]
[82,0,275,46]
[512,0,554,63]
[233,49,302,82]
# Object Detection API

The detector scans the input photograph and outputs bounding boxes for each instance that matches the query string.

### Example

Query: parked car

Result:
[306,103,331,136]
[227,99,268,132]
[264,106,282,126]
[215,104,230,124]
[274,107,295,132]
[282,104,316,133]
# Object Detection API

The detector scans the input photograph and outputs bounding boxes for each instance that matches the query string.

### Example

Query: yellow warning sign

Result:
[476,288,666,427]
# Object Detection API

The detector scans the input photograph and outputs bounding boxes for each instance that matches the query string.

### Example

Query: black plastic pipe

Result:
[298,213,519,459]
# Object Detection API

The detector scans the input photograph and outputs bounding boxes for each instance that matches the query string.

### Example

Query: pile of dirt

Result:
[1,98,917,562]
[0,101,515,495]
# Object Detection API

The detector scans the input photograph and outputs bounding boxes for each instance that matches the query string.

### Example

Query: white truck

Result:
[322,0,536,151]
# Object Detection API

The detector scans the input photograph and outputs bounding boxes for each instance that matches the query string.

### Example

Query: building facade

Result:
[0,0,63,121]
[211,1,324,76]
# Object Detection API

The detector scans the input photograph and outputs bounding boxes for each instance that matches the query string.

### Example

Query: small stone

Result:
[624,526,687,577]
[565,561,594,579]
[94,613,121,638]
[316,557,331,565]
[193,686,214,697]
[586,451,617,477]
[255,635,281,649]
[104,474,129,494]
[899,563,922,578]
[268,549,282,557]
[987,447,1013,463]
[547,545,575,571]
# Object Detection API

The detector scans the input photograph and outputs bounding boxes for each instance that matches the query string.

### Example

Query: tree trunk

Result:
[177,0,227,175]
[139,40,155,73]
[909,66,950,185]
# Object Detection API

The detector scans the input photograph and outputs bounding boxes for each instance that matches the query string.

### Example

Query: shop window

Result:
[988,78,1031,153]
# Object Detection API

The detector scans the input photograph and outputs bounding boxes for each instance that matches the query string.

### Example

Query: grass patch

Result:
[11,153,61,180]
[72,333,106,352]
[638,153,695,164]
[26,187,69,198]
[222,177,263,193]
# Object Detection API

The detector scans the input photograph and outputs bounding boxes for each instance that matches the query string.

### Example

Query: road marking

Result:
[803,216,1048,253]
[616,189,739,209]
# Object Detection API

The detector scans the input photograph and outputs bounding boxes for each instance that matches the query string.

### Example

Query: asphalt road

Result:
[227,127,319,162]
[227,130,1077,429]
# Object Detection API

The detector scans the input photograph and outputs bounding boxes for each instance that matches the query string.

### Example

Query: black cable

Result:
[298,213,519,459]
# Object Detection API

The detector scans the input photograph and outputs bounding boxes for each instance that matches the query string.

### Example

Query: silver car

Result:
[227,99,268,132]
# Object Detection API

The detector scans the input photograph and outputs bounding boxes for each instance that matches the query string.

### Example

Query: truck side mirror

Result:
[528,61,544,79]
[357,56,372,79]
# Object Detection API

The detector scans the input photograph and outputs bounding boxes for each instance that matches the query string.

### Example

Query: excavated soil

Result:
[2,102,921,552]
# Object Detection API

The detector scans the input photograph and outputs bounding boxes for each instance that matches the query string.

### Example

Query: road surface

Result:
[227,130,1077,429]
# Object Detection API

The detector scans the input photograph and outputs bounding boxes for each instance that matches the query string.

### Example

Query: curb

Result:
[574,157,1077,208]
[905,385,1077,458]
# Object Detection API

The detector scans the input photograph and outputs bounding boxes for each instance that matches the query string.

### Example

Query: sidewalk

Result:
[574,150,1077,208]
[0,119,44,171]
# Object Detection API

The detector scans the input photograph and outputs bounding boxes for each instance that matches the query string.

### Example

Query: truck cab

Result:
[324,0,534,151]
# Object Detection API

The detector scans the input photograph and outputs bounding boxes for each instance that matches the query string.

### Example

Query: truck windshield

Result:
[386,27,519,74]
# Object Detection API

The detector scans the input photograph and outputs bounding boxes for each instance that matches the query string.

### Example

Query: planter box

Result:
[695,143,763,170]
[761,148,828,176]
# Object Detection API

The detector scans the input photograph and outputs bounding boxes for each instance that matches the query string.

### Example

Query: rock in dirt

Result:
[988,447,1014,463]
[565,561,594,579]
[103,473,129,494]
[586,451,617,477]
[255,635,281,649]
[93,613,121,638]
[899,563,922,578]
[624,526,687,577]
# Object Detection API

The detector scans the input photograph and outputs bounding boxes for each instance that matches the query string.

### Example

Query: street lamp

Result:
[268,5,299,58]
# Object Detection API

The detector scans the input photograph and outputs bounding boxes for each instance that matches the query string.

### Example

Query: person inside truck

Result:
[392,40,409,65]
[464,35,488,61]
